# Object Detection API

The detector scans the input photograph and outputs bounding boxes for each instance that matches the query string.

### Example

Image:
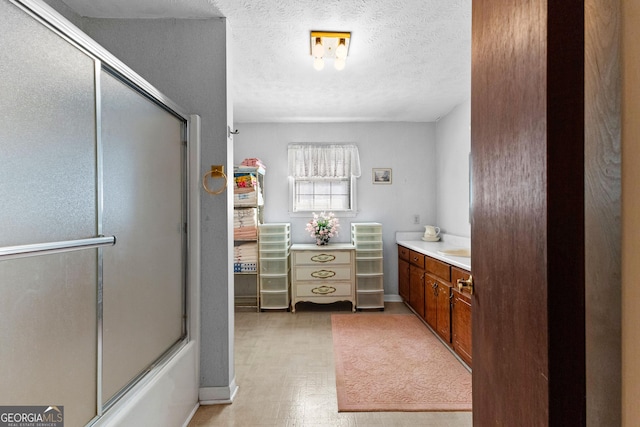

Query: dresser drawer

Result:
[294,250,351,265]
[409,250,425,269]
[398,245,410,261]
[295,282,353,297]
[426,256,451,281]
[294,266,352,281]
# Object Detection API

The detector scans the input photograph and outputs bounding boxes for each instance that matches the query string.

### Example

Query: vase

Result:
[316,235,330,246]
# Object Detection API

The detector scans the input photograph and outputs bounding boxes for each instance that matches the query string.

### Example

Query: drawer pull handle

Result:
[312,285,336,295]
[311,254,336,263]
[310,269,336,279]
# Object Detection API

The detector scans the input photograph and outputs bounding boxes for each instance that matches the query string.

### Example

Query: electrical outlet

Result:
[413,214,420,224]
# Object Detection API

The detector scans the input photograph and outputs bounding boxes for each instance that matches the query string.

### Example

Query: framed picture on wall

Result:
[372,168,392,184]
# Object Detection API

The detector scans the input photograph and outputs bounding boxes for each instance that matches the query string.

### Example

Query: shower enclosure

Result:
[0,1,192,425]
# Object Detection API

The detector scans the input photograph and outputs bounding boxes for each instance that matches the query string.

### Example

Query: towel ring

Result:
[203,165,227,195]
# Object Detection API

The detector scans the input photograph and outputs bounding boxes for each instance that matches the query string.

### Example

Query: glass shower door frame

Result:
[4,1,193,424]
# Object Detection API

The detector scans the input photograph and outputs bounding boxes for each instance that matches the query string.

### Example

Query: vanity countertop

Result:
[395,232,471,271]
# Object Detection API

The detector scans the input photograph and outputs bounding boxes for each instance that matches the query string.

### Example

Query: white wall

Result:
[233,122,436,297]
[435,100,471,238]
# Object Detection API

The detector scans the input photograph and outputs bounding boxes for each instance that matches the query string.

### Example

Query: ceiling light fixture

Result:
[310,31,351,71]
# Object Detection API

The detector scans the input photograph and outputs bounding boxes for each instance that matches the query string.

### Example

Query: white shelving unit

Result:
[233,166,264,311]
[351,222,384,310]
[258,223,291,310]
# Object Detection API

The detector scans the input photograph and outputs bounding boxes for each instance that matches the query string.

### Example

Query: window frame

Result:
[288,175,358,217]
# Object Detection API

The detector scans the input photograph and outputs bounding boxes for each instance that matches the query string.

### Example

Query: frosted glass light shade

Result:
[312,38,324,58]
[314,57,325,71]
[334,57,346,71]
[336,39,347,59]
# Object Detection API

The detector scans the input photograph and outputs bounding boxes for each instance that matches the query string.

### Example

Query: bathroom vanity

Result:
[396,232,473,367]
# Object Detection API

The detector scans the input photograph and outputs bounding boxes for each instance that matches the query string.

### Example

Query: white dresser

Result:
[290,243,356,313]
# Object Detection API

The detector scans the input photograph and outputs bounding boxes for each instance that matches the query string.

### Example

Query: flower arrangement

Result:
[305,211,340,245]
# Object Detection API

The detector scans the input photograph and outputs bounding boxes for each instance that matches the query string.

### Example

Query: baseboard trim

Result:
[384,294,403,302]
[199,378,238,405]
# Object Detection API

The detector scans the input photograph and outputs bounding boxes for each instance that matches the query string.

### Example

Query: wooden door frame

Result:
[471,1,585,424]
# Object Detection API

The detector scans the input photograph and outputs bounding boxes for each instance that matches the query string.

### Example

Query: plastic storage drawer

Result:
[260,275,289,291]
[352,241,383,251]
[355,249,383,259]
[260,291,290,309]
[351,223,382,234]
[356,291,384,308]
[259,241,291,252]
[259,223,290,233]
[259,249,290,259]
[259,233,290,243]
[356,258,383,275]
[356,275,384,291]
[352,233,382,242]
[260,257,289,274]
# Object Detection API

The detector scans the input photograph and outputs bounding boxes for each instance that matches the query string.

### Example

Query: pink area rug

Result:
[331,314,472,412]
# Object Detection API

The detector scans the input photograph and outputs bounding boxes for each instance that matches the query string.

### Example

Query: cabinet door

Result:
[436,283,452,343]
[398,257,410,301]
[409,265,425,318]
[452,289,472,367]
[425,276,438,328]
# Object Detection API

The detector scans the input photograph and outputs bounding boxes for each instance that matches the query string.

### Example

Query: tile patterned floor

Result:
[188,302,472,427]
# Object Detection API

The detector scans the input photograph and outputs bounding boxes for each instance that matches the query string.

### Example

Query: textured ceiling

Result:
[61,0,471,123]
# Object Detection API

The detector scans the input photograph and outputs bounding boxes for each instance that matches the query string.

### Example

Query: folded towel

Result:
[240,158,266,170]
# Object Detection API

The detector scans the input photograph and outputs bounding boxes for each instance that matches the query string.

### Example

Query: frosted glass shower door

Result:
[0,1,99,425]
[2,0,190,423]
[100,71,186,405]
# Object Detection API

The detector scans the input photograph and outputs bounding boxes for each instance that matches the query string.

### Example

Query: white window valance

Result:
[288,143,361,179]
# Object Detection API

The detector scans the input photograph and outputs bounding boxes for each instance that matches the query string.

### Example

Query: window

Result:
[288,143,361,214]
[293,177,352,211]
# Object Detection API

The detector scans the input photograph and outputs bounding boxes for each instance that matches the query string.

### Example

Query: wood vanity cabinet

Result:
[451,266,473,367]
[398,246,410,301]
[397,244,472,368]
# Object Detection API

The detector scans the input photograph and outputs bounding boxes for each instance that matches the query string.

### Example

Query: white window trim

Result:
[288,176,358,217]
